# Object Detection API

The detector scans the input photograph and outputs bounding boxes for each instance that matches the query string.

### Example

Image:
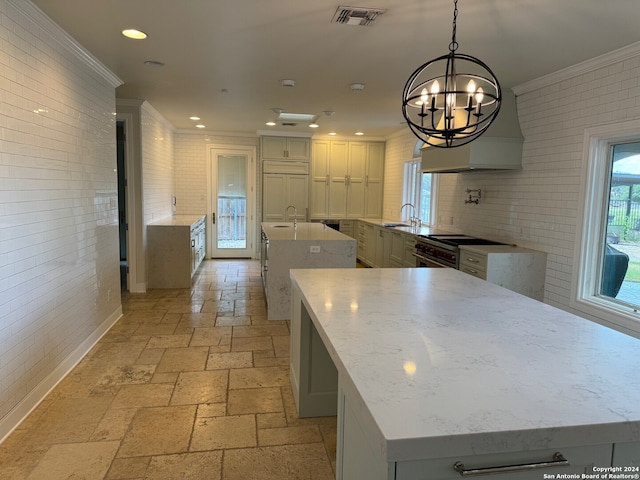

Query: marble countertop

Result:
[459,244,540,254]
[355,218,444,237]
[290,267,640,461]
[148,214,205,227]
[262,222,354,241]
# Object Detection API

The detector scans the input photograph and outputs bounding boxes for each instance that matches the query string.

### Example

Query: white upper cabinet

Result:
[261,136,310,161]
[311,139,384,219]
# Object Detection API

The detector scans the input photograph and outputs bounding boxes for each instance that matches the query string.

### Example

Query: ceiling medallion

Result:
[401,0,501,148]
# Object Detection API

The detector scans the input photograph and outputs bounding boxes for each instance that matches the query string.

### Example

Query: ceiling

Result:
[31,0,640,139]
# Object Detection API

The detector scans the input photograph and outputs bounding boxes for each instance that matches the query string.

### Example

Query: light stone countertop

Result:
[148,214,205,226]
[289,267,640,462]
[459,244,539,254]
[262,222,353,241]
[354,218,444,237]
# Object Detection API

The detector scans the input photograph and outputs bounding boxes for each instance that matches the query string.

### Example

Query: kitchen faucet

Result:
[401,203,419,226]
[286,205,298,229]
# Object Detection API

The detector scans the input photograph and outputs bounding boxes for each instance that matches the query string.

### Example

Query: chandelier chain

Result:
[449,0,459,53]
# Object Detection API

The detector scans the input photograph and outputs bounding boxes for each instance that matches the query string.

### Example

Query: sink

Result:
[271,224,292,228]
[382,222,410,227]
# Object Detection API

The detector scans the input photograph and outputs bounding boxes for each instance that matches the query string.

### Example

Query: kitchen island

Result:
[261,222,356,320]
[289,267,640,479]
[148,214,206,288]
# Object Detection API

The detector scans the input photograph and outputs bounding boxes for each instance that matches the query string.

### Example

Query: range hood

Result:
[421,90,523,173]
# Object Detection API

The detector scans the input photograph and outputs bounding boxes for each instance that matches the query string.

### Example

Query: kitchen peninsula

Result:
[289,268,640,479]
[261,222,356,320]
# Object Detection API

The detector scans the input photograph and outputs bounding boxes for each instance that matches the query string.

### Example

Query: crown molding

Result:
[513,41,640,96]
[9,0,122,88]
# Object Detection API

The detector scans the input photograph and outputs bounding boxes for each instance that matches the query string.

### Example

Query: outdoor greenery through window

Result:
[403,159,433,224]
[602,141,640,305]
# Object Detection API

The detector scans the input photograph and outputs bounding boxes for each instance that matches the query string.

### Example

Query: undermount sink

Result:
[382,222,410,227]
[271,224,292,228]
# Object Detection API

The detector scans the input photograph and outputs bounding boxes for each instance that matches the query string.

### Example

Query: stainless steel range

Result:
[414,234,505,269]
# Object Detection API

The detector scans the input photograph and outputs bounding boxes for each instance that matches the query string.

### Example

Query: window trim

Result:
[402,159,438,226]
[573,118,640,334]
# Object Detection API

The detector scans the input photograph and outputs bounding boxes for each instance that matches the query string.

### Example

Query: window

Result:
[402,140,436,224]
[574,119,640,333]
[602,142,640,303]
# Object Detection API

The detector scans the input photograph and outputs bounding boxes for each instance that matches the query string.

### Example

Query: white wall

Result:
[0,0,122,439]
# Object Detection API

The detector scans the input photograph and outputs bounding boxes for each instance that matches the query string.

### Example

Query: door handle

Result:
[212,212,216,224]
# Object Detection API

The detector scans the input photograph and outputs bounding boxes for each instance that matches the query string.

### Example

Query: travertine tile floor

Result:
[0,260,337,479]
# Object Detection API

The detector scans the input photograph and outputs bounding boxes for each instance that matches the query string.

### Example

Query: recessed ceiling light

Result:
[266,121,276,126]
[329,132,337,136]
[122,29,147,40]
[280,79,296,88]
[189,116,200,121]
[309,123,319,128]
[350,83,365,91]
[355,131,364,136]
[196,124,205,129]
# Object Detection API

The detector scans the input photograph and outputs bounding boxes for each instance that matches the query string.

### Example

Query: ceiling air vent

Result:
[281,122,298,127]
[332,6,386,26]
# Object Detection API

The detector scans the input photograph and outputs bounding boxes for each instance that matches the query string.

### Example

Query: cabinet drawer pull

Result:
[191,239,195,247]
[465,268,478,274]
[466,257,479,263]
[453,452,569,476]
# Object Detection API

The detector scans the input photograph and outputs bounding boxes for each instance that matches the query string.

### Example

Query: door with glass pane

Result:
[209,147,255,258]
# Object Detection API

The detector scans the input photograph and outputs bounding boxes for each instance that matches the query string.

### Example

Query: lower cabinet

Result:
[339,220,355,238]
[338,376,627,480]
[393,445,613,480]
[363,223,377,267]
[191,219,206,275]
[459,245,547,301]
[374,227,393,267]
[357,222,416,268]
[612,441,640,466]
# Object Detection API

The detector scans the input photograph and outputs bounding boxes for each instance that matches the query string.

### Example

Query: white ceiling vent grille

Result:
[332,6,386,26]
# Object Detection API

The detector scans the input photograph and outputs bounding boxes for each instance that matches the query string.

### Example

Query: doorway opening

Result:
[116,121,128,290]
[208,146,256,258]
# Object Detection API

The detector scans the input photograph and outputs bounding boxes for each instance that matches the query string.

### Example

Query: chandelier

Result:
[401,0,501,148]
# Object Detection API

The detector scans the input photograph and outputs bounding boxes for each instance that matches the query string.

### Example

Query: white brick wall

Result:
[141,103,175,224]
[0,0,121,434]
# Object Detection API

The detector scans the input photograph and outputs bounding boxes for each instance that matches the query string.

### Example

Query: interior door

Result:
[209,147,255,258]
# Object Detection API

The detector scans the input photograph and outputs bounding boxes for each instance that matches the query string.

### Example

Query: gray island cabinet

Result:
[289,268,640,480]
[261,222,356,320]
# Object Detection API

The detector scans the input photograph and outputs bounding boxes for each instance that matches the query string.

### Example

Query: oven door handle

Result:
[412,252,451,268]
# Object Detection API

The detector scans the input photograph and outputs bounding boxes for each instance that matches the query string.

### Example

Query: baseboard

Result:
[0,306,123,444]
[129,281,147,294]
